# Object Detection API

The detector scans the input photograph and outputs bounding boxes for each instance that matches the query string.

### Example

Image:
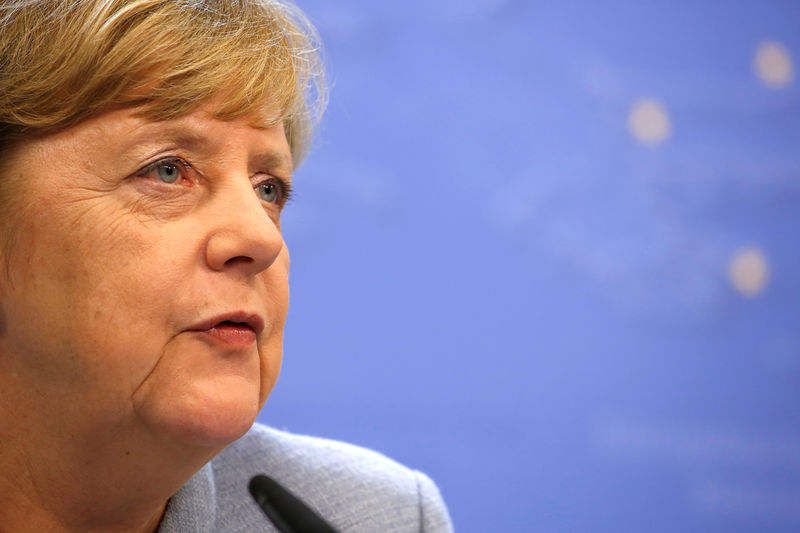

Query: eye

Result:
[254,179,289,205]
[136,157,190,185]
[156,163,181,183]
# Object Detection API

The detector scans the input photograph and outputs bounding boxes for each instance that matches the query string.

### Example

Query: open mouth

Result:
[213,320,254,331]
[188,313,264,348]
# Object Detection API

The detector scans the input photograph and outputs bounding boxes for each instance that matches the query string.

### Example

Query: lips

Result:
[187,312,265,349]
[188,312,265,335]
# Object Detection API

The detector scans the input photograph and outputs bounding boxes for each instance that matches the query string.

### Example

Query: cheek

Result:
[255,249,290,407]
[74,235,197,384]
[4,200,191,389]
[257,330,284,409]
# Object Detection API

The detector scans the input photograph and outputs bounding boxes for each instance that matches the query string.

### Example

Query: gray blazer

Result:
[158,423,453,532]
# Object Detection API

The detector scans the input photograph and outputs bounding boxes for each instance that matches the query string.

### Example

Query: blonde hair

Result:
[0,0,326,165]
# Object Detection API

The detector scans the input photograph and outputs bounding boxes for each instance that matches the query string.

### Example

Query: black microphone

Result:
[248,474,340,533]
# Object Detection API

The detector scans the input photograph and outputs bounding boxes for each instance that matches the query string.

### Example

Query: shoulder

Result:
[209,423,453,532]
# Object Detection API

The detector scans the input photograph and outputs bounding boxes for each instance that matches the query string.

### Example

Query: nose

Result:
[204,180,284,277]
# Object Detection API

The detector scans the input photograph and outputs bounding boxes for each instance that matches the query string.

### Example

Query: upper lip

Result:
[187,312,265,335]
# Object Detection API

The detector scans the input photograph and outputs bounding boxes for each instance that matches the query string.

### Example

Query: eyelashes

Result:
[133,156,292,207]
[255,178,293,206]
[136,157,191,185]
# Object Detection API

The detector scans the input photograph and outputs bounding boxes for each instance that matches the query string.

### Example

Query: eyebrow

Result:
[133,122,293,177]
[251,150,293,178]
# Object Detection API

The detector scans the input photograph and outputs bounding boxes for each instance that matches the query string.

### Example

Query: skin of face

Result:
[0,103,292,453]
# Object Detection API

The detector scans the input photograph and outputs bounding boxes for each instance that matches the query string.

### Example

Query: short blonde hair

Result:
[0,0,326,165]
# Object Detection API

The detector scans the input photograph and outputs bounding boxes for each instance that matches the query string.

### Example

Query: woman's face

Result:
[0,103,292,449]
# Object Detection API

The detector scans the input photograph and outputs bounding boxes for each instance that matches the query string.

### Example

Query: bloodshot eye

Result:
[136,157,190,184]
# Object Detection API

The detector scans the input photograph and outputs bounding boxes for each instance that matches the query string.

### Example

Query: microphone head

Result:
[248,474,339,533]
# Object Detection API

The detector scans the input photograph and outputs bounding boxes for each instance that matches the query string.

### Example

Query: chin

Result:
[136,383,262,449]
[173,401,258,448]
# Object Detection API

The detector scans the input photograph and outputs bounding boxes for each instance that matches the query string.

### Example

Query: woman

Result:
[0,1,452,531]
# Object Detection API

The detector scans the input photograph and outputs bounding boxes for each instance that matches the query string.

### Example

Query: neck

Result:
[0,494,166,533]
[0,395,218,533]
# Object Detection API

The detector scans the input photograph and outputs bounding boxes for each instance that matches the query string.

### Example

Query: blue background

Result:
[256,1,800,531]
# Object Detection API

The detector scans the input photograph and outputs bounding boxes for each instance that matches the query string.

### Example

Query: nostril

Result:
[224,256,254,267]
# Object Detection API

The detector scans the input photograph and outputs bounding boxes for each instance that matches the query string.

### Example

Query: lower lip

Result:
[196,324,257,349]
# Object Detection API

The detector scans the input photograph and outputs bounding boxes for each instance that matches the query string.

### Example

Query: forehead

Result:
[133,111,292,169]
[46,103,293,175]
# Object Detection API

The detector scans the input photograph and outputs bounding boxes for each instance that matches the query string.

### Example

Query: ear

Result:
[0,237,7,296]
[0,204,28,298]
[0,228,19,336]
[0,241,8,336]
